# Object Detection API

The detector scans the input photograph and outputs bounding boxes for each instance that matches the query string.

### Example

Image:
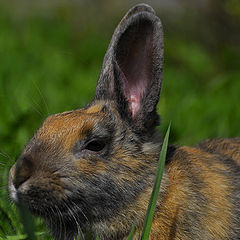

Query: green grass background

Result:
[0,0,240,239]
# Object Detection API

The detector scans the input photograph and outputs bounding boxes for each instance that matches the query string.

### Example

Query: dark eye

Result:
[85,140,106,152]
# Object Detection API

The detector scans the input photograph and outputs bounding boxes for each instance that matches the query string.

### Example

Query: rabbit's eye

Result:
[85,140,105,152]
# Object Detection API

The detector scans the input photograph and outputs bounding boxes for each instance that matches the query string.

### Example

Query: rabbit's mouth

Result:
[11,185,89,223]
[8,166,87,221]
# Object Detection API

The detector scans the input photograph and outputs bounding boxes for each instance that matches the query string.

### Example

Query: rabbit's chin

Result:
[27,195,92,240]
[15,188,88,225]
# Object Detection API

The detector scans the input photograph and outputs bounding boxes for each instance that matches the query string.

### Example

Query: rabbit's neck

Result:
[91,171,169,239]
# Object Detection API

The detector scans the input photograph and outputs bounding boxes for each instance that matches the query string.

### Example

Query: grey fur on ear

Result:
[120,3,156,23]
[94,4,164,135]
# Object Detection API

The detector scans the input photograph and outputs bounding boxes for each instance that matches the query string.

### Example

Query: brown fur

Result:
[197,138,240,164]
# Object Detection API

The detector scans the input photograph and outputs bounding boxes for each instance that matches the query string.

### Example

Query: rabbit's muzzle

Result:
[8,150,67,216]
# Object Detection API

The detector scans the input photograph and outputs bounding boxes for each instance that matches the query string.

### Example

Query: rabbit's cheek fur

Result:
[8,105,110,210]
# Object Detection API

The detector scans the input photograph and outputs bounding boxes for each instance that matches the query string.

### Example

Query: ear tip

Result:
[127,3,156,16]
[120,4,156,25]
[125,4,162,30]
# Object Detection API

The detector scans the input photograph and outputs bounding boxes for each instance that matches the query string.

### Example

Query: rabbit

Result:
[8,3,240,240]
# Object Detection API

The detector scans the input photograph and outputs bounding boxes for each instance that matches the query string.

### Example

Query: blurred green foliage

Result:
[0,0,240,239]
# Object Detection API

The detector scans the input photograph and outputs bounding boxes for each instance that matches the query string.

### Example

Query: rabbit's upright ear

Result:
[94,4,164,134]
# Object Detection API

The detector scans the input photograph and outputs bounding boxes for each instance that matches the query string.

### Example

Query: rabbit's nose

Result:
[12,155,34,189]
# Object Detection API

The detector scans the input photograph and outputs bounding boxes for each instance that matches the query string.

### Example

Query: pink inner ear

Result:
[130,94,140,117]
[119,65,149,117]
[116,19,153,118]
[128,78,148,117]
[121,31,153,117]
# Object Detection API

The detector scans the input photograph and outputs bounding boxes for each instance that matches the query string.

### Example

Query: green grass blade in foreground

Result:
[74,233,81,240]
[141,124,171,240]
[6,232,45,240]
[127,224,135,240]
[18,199,37,240]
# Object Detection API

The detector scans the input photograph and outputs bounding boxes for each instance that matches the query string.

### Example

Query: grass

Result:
[0,1,240,239]
[140,125,170,240]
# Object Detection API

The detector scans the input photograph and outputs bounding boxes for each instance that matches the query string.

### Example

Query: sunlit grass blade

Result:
[140,124,171,240]
[6,232,45,240]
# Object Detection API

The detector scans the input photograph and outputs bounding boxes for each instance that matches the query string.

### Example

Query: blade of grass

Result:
[127,224,135,240]
[140,124,171,240]
[18,199,36,240]
[14,158,37,240]
[6,232,44,240]
[75,233,81,240]
[85,227,94,240]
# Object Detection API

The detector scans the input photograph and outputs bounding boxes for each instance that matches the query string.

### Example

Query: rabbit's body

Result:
[8,4,240,240]
[150,141,240,240]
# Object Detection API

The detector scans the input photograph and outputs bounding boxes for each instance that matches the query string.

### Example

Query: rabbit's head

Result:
[9,4,164,239]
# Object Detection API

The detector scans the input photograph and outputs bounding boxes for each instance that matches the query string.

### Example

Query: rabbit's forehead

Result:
[35,103,107,149]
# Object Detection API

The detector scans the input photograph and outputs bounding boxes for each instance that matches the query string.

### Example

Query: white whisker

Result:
[32,80,50,115]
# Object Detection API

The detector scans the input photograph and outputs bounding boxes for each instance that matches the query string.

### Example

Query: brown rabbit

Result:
[8,4,240,240]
